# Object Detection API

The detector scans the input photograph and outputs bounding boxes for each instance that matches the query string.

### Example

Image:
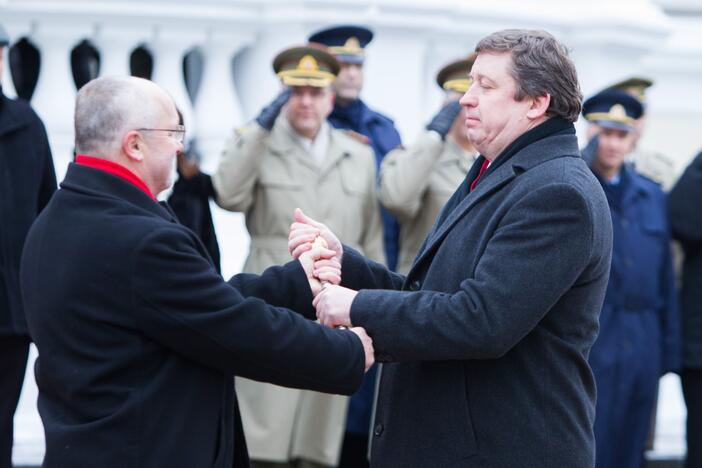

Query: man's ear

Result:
[526,93,550,120]
[122,131,145,162]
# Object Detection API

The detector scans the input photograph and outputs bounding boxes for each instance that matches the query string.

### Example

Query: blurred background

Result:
[2,0,700,465]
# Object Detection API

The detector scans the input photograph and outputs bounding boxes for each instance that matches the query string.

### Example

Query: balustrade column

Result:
[149,28,202,138]
[194,31,252,172]
[30,24,93,181]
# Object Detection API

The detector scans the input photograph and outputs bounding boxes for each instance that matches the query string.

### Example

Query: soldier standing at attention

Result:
[582,89,681,468]
[212,44,384,468]
[379,55,480,275]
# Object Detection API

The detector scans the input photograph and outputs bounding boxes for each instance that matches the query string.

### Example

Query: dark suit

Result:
[339,123,613,467]
[20,163,365,468]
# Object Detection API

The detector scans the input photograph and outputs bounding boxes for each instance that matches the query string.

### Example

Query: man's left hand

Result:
[313,285,358,328]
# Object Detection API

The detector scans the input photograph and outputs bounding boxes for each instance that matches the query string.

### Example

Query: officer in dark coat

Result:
[582,89,681,468]
[669,149,702,468]
[0,23,56,468]
[307,25,402,467]
[19,75,373,468]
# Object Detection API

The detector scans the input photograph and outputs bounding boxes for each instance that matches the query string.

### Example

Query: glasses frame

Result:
[137,125,186,144]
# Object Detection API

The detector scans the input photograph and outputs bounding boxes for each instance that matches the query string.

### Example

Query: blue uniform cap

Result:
[308,25,373,64]
[582,89,644,132]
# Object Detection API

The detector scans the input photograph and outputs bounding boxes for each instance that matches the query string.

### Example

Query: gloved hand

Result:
[426,100,462,140]
[255,88,292,131]
[581,134,599,166]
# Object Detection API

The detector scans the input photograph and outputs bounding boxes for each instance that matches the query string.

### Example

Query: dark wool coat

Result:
[20,163,365,468]
[669,150,702,369]
[340,128,613,468]
[0,91,56,336]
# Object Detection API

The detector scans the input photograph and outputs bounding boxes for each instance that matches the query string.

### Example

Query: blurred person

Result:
[379,55,479,275]
[211,45,383,468]
[581,89,681,468]
[290,29,613,468]
[669,149,702,468]
[307,26,402,466]
[608,77,676,190]
[19,75,374,468]
[0,23,56,468]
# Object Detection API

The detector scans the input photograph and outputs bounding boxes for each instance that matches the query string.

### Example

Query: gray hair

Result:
[74,76,168,156]
[475,29,582,122]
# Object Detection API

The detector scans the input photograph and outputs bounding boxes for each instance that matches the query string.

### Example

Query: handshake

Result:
[290,208,374,372]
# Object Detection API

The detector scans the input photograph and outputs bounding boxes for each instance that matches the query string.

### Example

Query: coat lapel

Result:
[409,161,517,273]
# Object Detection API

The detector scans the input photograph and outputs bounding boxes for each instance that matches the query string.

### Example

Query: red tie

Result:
[470,159,491,192]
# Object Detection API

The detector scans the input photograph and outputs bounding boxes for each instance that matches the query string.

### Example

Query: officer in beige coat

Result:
[212,44,383,468]
[379,56,479,274]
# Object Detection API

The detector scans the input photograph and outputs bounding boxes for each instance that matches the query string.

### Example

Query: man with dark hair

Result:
[19,75,374,468]
[0,22,56,468]
[290,29,613,467]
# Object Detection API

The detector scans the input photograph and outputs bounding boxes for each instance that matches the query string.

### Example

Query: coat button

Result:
[410,280,421,291]
[624,258,633,268]
[621,218,629,227]
[374,423,384,436]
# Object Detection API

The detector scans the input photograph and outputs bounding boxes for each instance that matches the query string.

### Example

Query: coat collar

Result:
[409,132,581,274]
[0,93,33,137]
[60,163,178,223]
[595,164,655,210]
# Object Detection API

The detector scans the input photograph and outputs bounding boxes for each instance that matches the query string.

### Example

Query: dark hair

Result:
[475,29,583,122]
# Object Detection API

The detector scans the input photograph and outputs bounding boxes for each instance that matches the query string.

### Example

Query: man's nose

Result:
[459,87,477,107]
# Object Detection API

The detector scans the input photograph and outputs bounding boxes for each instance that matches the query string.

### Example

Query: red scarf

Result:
[75,155,156,201]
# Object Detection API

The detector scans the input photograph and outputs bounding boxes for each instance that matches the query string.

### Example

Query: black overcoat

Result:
[0,91,56,336]
[20,163,364,468]
[340,130,613,467]
[669,150,702,369]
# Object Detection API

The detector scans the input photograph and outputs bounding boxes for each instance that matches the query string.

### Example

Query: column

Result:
[194,30,252,172]
[94,24,147,78]
[149,26,203,139]
[30,24,93,181]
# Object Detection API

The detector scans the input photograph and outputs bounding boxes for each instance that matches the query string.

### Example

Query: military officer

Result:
[379,55,479,275]
[212,44,383,468]
[308,25,402,270]
[610,77,677,190]
[582,89,681,468]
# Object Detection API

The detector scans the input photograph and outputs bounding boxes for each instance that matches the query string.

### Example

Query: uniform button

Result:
[624,258,633,268]
[621,218,629,227]
[374,423,384,436]
[410,280,421,291]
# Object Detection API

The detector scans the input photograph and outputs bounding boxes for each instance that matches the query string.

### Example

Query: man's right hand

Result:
[349,327,374,372]
[288,208,343,264]
[255,88,292,131]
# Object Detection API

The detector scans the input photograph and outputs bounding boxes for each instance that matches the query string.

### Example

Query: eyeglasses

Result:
[137,125,186,144]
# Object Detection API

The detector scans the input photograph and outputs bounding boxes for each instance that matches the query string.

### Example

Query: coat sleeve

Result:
[660,196,683,374]
[131,226,364,395]
[379,131,444,220]
[350,183,597,362]
[669,151,702,243]
[212,123,267,212]
[340,245,406,292]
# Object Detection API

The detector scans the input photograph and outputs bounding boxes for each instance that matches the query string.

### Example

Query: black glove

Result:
[255,88,292,131]
[426,100,462,140]
[581,134,599,166]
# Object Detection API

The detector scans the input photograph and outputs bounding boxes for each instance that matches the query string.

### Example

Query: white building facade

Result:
[2,0,700,464]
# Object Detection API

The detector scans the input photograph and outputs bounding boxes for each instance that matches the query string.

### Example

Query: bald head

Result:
[75,76,175,158]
